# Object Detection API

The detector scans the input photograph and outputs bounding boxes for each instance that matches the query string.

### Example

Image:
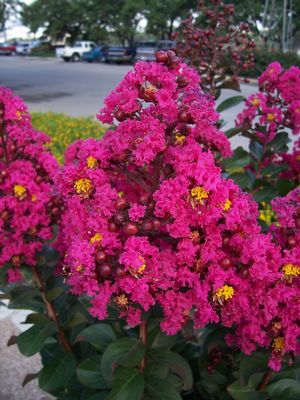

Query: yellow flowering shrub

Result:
[31,112,107,163]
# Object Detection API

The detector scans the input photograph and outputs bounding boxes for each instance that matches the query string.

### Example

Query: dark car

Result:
[82,45,108,63]
[105,46,136,64]
[0,42,16,55]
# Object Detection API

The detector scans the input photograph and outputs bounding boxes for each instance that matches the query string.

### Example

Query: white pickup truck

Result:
[61,41,96,62]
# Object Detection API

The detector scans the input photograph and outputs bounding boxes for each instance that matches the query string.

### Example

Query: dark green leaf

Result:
[9,286,43,312]
[101,338,146,382]
[77,355,109,389]
[261,164,288,177]
[224,127,242,139]
[23,312,49,324]
[223,147,250,169]
[17,320,56,356]
[275,179,295,196]
[75,323,116,352]
[145,377,182,400]
[62,312,89,330]
[217,96,245,112]
[86,394,109,400]
[250,141,263,161]
[230,172,250,189]
[227,381,267,400]
[46,287,64,301]
[239,353,269,386]
[149,350,193,391]
[38,353,76,391]
[266,379,300,400]
[253,186,278,202]
[267,132,290,153]
[106,367,145,400]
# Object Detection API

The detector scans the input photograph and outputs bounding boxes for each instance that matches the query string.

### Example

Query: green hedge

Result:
[31,112,107,162]
[243,49,300,78]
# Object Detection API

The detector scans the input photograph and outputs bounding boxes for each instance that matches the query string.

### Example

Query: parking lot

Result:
[0,56,260,148]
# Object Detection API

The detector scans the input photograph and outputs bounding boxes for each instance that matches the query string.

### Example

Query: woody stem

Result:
[31,266,72,353]
[139,320,147,372]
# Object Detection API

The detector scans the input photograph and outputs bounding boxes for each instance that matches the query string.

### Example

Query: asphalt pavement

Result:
[0,56,259,149]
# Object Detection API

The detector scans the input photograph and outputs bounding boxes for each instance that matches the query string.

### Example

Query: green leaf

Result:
[261,164,288,177]
[223,147,251,169]
[275,179,295,196]
[77,355,109,389]
[253,186,278,202]
[230,172,250,189]
[9,286,43,312]
[227,381,267,400]
[101,337,146,382]
[217,96,245,112]
[106,367,145,400]
[75,324,116,352]
[224,127,242,138]
[23,312,49,324]
[46,287,64,302]
[38,353,76,392]
[149,350,193,391]
[250,141,263,161]
[86,394,109,400]
[62,312,89,330]
[17,320,56,356]
[266,379,300,400]
[145,377,182,400]
[267,132,290,153]
[239,353,269,386]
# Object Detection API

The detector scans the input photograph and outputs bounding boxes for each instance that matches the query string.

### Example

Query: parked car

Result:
[134,40,177,62]
[61,41,96,62]
[105,46,136,64]
[82,45,108,62]
[135,41,157,61]
[16,41,41,55]
[0,42,16,55]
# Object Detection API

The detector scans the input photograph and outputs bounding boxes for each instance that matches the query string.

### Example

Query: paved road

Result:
[0,56,259,148]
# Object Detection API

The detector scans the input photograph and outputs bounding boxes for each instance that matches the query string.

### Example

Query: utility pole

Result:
[262,0,294,52]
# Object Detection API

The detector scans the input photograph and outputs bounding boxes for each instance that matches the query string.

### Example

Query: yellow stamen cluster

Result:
[296,155,300,161]
[15,110,22,119]
[222,199,232,211]
[267,113,276,122]
[190,186,209,204]
[251,98,260,107]
[115,294,128,307]
[31,194,37,202]
[14,184,27,199]
[144,84,157,94]
[282,263,300,277]
[87,156,97,169]
[175,134,186,144]
[272,336,284,352]
[215,285,234,301]
[90,232,103,244]
[74,178,92,196]
[137,256,146,274]
[76,265,84,272]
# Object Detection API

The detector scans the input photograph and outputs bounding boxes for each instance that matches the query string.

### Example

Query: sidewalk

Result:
[0,304,53,400]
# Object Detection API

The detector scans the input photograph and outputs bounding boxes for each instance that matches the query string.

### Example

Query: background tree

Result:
[146,0,197,40]
[0,0,23,40]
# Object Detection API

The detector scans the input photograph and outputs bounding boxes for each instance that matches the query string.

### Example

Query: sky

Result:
[1,0,33,41]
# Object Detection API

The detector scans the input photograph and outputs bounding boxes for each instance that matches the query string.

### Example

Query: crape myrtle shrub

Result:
[0,87,59,281]
[57,52,299,372]
[175,0,256,97]
[0,57,299,399]
[223,62,300,218]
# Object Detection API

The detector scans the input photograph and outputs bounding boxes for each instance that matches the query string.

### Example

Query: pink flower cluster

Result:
[0,87,58,281]
[57,55,299,370]
[236,62,300,141]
